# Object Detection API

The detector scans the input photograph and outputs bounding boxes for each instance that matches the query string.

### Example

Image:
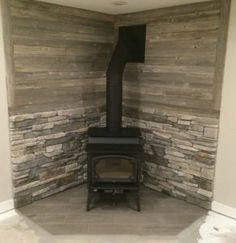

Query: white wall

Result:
[0,1,13,208]
[213,0,236,218]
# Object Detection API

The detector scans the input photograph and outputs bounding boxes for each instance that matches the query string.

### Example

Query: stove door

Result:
[91,155,137,184]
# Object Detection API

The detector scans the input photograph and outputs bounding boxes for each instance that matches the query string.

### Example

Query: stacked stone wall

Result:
[10,107,103,207]
[10,104,219,209]
[123,106,219,208]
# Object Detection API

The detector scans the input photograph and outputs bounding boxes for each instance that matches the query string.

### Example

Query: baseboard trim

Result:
[0,199,14,215]
[212,201,236,219]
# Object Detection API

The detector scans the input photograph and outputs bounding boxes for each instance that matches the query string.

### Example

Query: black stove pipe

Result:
[106,25,146,134]
[106,34,128,133]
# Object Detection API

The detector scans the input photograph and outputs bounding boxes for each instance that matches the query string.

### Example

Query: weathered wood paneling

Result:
[9,0,229,114]
[115,1,221,26]
[116,0,229,112]
[10,0,114,113]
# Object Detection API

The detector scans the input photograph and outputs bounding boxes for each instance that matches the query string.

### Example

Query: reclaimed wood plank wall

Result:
[9,0,114,113]
[8,0,229,115]
[115,0,229,114]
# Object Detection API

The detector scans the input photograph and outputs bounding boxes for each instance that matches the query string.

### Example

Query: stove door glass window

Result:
[92,155,136,183]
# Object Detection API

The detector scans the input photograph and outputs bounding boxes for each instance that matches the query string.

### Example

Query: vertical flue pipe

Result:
[106,35,128,133]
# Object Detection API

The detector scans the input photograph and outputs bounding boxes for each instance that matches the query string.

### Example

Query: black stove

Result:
[86,25,146,211]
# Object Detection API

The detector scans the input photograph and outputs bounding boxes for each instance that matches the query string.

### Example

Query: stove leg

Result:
[87,190,92,211]
[136,190,140,212]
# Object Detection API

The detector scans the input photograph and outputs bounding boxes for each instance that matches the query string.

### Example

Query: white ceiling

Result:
[37,0,210,15]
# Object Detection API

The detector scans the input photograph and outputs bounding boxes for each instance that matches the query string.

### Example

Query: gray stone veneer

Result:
[9,107,104,207]
[10,104,219,209]
[123,106,219,209]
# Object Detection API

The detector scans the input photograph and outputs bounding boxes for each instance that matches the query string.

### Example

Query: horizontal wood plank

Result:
[10,0,113,111]
[119,1,222,111]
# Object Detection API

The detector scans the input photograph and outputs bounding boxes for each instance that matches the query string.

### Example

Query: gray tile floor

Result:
[18,185,206,236]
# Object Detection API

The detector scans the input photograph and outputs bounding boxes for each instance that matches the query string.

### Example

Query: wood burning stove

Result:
[86,25,146,211]
[86,127,143,211]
